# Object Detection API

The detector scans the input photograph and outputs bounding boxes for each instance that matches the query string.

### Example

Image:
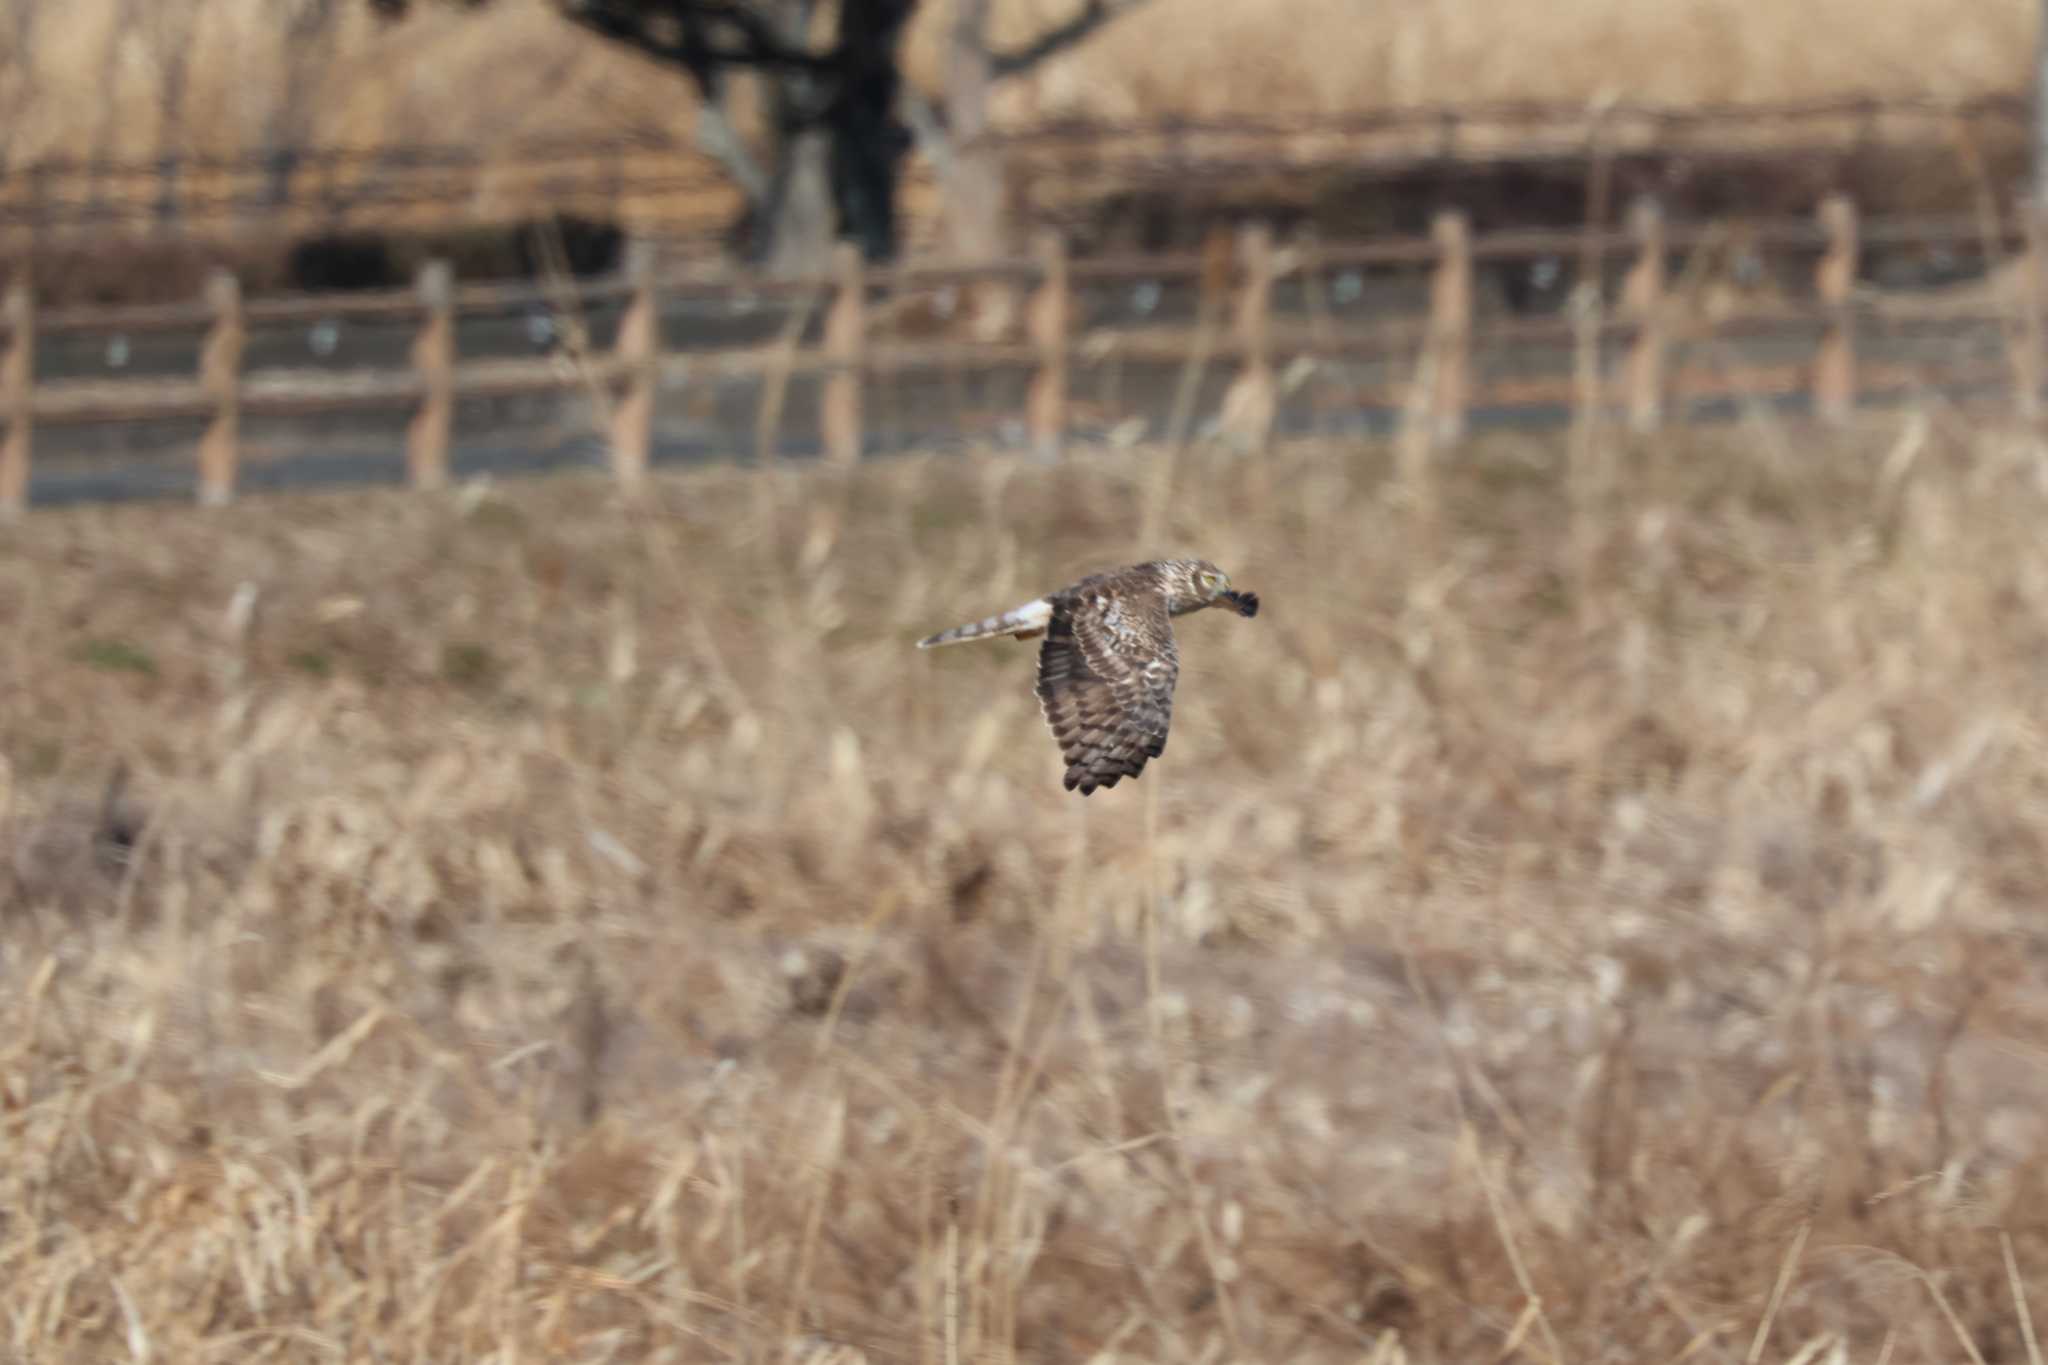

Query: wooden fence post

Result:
[1814,195,1858,422]
[610,238,658,493]
[408,259,454,490]
[821,242,864,465]
[1,280,30,519]
[1025,230,1070,461]
[1429,210,1472,443]
[1218,221,1277,451]
[195,270,244,507]
[1620,196,1666,432]
[2014,202,2044,422]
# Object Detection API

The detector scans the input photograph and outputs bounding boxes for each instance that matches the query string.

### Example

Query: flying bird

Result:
[918,558,1260,794]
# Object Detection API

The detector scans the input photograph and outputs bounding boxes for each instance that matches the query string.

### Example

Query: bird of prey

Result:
[917,558,1260,795]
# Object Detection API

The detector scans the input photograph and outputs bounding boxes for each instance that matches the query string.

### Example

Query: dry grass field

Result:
[7,414,2048,1362]
[3,0,2030,166]
[0,0,2033,248]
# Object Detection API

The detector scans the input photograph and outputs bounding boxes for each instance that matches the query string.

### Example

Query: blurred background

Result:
[9,2,2048,1362]
[2,0,2043,495]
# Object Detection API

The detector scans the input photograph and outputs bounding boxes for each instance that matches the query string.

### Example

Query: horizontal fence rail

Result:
[1,194,2044,515]
[985,94,2028,158]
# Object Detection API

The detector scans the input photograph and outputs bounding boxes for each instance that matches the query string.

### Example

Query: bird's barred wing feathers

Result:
[1033,585,1179,794]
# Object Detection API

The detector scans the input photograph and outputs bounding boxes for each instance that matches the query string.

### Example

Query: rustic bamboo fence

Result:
[0,196,2042,516]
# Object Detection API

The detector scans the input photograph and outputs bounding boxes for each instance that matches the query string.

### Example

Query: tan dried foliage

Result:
[9,0,2034,165]
[5,418,2048,1360]
[929,0,2036,123]
[12,0,2031,164]
[0,0,2036,239]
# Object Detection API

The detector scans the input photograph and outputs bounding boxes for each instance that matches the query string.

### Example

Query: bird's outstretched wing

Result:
[1033,584,1179,794]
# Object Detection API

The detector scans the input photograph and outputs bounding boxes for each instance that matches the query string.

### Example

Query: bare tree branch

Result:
[2035,0,2048,208]
[899,88,953,180]
[560,0,833,82]
[566,0,778,199]
[990,0,1149,78]
[695,100,769,202]
[367,0,1108,265]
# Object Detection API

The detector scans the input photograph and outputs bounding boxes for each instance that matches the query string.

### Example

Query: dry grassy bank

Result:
[943,0,2034,124]
[2,0,2033,309]
[0,0,2032,227]
[4,0,2031,168]
[5,416,2048,1360]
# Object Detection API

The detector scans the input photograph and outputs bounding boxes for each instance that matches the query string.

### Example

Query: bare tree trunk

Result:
[824,0,914,260]
[263,1,342,208]
[0,0,41,170]
[943,0,1020,338]
[148,0,198,228]
[760,129,836,275]
[930,0,1151,333]
[2036,0,2048,208]
[728,1,907,275]
[89,0,142,208]
[945,0,1003,260]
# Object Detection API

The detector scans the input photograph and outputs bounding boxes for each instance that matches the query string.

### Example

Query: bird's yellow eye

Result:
[1200,570,1223,593]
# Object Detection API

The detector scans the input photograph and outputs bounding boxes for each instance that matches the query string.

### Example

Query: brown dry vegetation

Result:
[5,0,2033,167]
[0,0,2036,242]
[7,416,2048,1360]
[921,0,2035,124]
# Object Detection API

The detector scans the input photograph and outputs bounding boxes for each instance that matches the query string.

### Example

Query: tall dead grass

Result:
[2,0,2031,283]
[6,414,2048,1360]
[955,0,2035,123]
[3,0,2034,168]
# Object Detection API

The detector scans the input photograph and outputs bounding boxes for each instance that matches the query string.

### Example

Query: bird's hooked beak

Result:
[1219,589,1259,618]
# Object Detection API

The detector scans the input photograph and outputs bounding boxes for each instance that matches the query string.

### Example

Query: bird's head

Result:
[1164,559,1259,618]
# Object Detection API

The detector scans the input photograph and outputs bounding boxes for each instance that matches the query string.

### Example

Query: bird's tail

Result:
[917,598,1053,649]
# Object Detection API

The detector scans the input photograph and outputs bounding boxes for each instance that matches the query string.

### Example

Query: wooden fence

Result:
[4,95,2024,247]
[1,194,2044,516]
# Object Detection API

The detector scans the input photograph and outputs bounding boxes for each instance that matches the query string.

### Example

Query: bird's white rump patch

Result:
[917,597,1054,649]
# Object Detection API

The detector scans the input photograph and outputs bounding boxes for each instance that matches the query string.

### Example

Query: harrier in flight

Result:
[918,558,1260,795]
